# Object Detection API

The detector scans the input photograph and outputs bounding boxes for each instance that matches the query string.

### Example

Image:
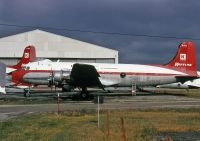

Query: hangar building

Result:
[0,29,118,65]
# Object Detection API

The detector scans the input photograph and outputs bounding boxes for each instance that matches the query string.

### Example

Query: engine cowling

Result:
[53,70,70,82]
[49,71,73,91]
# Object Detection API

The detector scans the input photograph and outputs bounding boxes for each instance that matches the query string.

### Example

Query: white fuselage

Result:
[22,59,187,87]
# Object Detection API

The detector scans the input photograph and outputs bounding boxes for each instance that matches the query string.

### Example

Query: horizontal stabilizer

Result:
[175,76,198,83]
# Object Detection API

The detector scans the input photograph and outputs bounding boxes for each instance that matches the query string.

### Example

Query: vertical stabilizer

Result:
[165,41,197,76]
[8,46,36,70]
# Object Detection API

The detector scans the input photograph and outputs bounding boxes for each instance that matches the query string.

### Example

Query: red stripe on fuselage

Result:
[18,70,182,76]
[98,71,181,76]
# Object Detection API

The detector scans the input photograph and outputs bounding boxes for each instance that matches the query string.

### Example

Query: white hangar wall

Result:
[0,29,118,65]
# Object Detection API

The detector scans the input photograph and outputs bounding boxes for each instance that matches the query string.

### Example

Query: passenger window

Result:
[120,72,126,78]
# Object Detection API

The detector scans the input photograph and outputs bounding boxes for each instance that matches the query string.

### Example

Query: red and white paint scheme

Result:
[6,46,36,74]
[11,42,198,95]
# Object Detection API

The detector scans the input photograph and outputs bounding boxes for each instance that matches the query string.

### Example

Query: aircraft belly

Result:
[23,72,50,85]
[131,75,177,86]
[23,79,49,85]
[100,74,177,87]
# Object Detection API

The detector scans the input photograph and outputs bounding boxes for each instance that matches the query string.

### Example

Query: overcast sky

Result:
[1,0,200,68]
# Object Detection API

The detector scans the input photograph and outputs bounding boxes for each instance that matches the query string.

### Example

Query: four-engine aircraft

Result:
[9,41,199,97]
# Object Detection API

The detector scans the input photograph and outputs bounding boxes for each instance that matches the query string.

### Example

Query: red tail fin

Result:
[10,46,36,69]
[165,41,197,76]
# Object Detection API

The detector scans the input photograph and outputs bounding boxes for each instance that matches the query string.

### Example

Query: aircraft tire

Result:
[24,89,31,97]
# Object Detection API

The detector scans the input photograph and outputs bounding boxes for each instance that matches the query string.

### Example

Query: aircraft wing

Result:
[184,81,200,88]
[0,62,6,94]
[70,63,119,88]
[0,86,5,94]
[175,76,198,83]
[70,63,103,88]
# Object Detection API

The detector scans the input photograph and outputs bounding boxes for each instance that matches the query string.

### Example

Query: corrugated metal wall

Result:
[0,58,115,66]
[0,30,118,65]
[0,58,19,66]
[50,58,115,63]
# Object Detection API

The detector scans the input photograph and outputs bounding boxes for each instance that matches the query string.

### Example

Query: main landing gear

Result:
[72,87,93,100]
[24,89,31,97]
[80,87,88,99]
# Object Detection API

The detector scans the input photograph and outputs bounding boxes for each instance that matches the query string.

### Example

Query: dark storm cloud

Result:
[1,0,200,67]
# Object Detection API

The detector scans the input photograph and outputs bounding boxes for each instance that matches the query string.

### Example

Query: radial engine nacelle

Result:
[53,70,70,82]
[48,70,71,87]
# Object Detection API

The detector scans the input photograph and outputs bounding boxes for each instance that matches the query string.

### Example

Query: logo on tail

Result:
[24,52,30,59]
[180,54,186,61]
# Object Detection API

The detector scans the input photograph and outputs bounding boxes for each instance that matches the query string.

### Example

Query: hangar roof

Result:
[0,29,118,60]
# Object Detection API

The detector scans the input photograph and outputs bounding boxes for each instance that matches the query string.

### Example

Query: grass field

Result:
[1,109,200,141]
[154,88,200,98]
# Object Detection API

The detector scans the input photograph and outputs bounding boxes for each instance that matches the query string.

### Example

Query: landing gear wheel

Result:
[80,87,89,100]
[24,89,31,97]
[81,92,87,99]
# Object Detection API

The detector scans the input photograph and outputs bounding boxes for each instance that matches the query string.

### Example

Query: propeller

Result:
[48,69,54,92]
